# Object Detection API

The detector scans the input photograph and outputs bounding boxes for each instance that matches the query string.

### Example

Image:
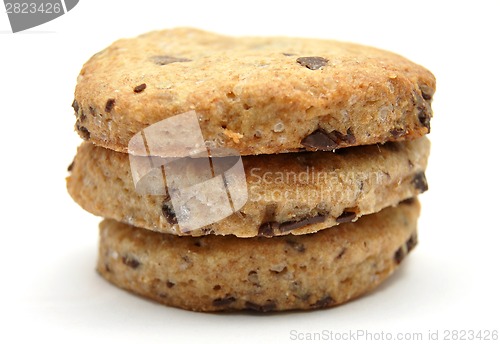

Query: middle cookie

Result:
[67,137,429,237]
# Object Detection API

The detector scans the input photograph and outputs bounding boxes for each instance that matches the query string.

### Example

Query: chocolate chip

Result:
[330,128,356,145]
[406,234,418,252]
[394,247,406,264]
[105,99,115,113]
[258,204,279,236]
[161,196,178,224]
[71,99,79,113]
[152,55,192,65]
[67,160,74,172]
[296,56,329,70]
[258,222,279,237]
[301,128,355,151]
[122,255,141,269]
[134,83,147,93]
[105,264,111,273]
[418,109,431,132]
[285,240,305,253]
[420,84,434,100]
[279,214,327,233]
[311,296,335,308]
[166,281,175,288]
[390,128,406,139]
[345,128,356,144]
[412,172,428,193]
[414,91,431,132]
[336,211,356,223]
[259,215,326,237]
[76,124,90,140]
[213,285,221,291]
[400,198,415,205]
[301,129,339,151]
[244,301,277,312]
[212,296,236,307]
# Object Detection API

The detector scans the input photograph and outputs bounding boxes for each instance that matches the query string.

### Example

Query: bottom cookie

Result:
[97,200,420,312]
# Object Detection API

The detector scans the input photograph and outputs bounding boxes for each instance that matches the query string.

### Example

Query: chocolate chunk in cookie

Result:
[296,56,329,70]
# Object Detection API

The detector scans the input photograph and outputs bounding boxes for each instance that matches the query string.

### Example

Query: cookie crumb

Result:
[223,129,243,143]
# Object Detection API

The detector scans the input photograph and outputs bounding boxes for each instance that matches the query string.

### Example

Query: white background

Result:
[1,0,499,343]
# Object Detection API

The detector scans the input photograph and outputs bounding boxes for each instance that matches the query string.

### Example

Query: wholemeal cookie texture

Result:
[73,28,435,156]
[67,137,430,237]
[97,200,420,312]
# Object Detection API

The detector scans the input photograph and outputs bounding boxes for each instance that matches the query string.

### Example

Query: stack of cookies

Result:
[67,28,435,312]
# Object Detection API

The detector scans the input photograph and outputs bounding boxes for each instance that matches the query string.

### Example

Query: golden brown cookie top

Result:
[73,27,435,156]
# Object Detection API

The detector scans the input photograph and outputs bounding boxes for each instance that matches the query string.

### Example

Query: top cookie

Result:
[73,28,435,156]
